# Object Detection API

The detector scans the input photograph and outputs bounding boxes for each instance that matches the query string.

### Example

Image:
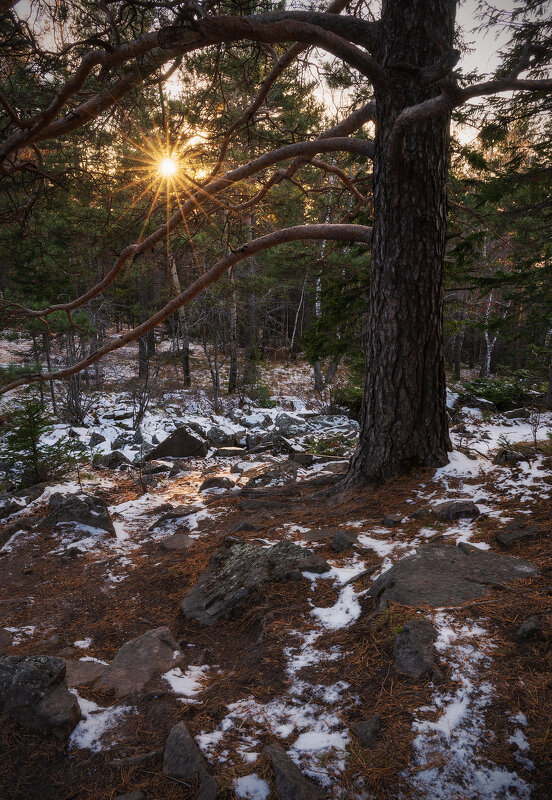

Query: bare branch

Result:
[0,224,372,395]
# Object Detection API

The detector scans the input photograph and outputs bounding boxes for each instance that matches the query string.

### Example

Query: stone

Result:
[300,528,340,543]
[206,425,238,448]
[495,519,546,547]
[0,492,26,519]
[272,435,304,455]
[431,500,480,522]
[273,412,309,437]
[366,544,538,611]
[504,408,530,419]
[494,449,524,466]
[163,722,218,799]
[181,540,330,626]
[331,530,357,553]
[515,616,543,641]
[393,620,437,679]
[461,395,497,412]
[160,534,194,552]
[38,492,116,535]
[111,433,132,451]
[231,520,258,532]
[213,447,246,457]
[244,460,300,489]
[350,716,381,748]
[146,425,209,459]
[114,793,145,800]
[93,451,132,470]
[0,655,81,738]
[263,743,326,799]
[0,518,33,549]
[103,410,134,422]
[142,460,173,475]
[200,475,235,491]
[64,659,106,687]
[382,513,403,527]
[97,627,181,696]
[148,505,203,531]
[0,629,11,655]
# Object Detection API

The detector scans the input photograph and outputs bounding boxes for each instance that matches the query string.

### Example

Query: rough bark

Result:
[344,0,455,486]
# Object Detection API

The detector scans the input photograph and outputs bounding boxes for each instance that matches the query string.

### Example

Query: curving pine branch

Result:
[0,224,372,394]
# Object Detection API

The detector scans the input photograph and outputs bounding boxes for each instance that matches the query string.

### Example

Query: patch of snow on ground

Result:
[405,612,532,800]
[5,625,36,644]
[234,774,270,800]
[69,691,134,752]
[163,664,209,701]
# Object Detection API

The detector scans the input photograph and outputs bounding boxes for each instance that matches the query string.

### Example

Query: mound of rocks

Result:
[181,540,330,626]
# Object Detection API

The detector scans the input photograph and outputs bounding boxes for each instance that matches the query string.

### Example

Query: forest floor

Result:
[0,336,551,800]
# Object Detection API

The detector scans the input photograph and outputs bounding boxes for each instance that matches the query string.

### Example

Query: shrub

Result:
[249,382,277,408]
[458,373,541,412]
[0,397,88,489]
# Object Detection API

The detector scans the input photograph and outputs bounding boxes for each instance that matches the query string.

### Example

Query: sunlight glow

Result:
[159,156,178,178]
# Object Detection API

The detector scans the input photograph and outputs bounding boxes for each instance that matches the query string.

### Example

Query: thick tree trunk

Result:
[344,0,454,486]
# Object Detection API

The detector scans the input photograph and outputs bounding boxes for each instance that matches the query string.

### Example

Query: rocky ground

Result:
[0,367,551,799]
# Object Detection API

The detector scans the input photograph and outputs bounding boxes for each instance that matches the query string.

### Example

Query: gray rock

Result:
[0,655,81,738]
[146,425,209,459]
[462,395,497,412]
[64,659,106,687]
[0,492,26,519]
[93,451,132,470]
[148,505,203,531]
[350,716,380,748]
[300,528,341,543]
[206,425,237,448]
[263,743,326,799]
[103,410,133,422]
[38,492,116,536]
[431,500,480,522]
[393,619,437,679]
[495,519,545,547]
[516,615,542,641]
[163,722,218,799]
[213,447,246,458]
[160,533,194,552]
[97,627,181,696]
[504,408,530,420]
[331,530,357,553]
[272,435,304,455]
[111,433,132,451]
[181,540,330,626]
[200,476,235,491]
[0,518,33,549]
[88,431,106,447]
[382,513,403,527]
[273,412,309,437]
[366,544,538,611]
[494,448,524,466]
[142,459,173,475]
[244,460,300,489]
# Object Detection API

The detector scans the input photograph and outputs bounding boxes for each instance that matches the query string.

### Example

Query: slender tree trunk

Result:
[344,0,454,486]
[228,272,238,394]
[42,332,58,416]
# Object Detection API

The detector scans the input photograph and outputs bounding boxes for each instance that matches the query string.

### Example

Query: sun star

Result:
[159,156,178,178]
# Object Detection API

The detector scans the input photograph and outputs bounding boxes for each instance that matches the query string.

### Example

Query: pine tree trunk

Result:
[344,0,454,486]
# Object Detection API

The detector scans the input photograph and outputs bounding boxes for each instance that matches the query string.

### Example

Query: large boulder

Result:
[38,492,116,536]
[181,540,330,626]
[200,476,235,491]
[205,425,238,448]
[273,412,309,437]
[93,450,132,470]
[263,743,326,800]
[244,460,300,489]
[366,544,538,611]
[0,655,81,739]
[146,425,209,459]
[97,627,182,696]
[163,722,218,799]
